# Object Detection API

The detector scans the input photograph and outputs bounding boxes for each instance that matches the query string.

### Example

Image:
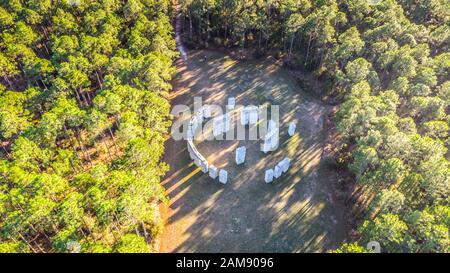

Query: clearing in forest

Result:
[159,49,347,252]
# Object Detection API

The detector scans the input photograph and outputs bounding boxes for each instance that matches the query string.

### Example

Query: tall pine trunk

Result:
[305,32,313,67]
[188,10,193,40]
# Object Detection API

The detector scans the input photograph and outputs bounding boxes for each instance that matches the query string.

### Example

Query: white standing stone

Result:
[201,160,209,173]
[261,141,271,154]
[249,113,258,124]
[274,165,282,178]
[191,116,199,133]
[265,169,274,183]
[262,127,279,153]
[281,157,290,173]
[203,105,211,118]
[223,113,231,132]
[270,129,279,150]
[276,162,284,174]
[268,120,277,132]
[186,126,194,140]
[235,146,246,165]
[213,116,224,136]
[240,108,249,125]
[219,169,228,184]
[247,106,258,124]
[196,109,204,123]
[227,97,236,109]
[190,123,197,135]
[209,165,218,179]
[288,122,296,136]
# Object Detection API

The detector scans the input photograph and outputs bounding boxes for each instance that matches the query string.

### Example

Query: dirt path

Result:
[158,45,348,252]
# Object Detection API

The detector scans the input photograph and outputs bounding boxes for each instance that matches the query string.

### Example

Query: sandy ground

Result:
[159,49,347,252]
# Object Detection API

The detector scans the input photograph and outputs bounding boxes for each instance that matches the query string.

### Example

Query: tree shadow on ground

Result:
[159,50,347,253]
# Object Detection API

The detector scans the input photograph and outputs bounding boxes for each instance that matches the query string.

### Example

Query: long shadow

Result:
[159,49,348,253]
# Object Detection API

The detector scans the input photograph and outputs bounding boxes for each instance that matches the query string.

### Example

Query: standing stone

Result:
[196,109,204,123]
[276,161,284,174]
[261,141,271,154]
[281,157,290,173]
[209,165,218,179]
[262,127,279,153]
[274,165,282,178]
[268,120,277,132]
[219,169,228,184]
[227,97,236,109]
[235,146,246,165]
[248,106,258,124]
[223,113,231,132]
[201,160,209,173]
[191,116,199,133]
[288,122,296,136]
[213,116,224,136]
[203,105,211,118]
[260,120,279,153]
[265,169,274,183]
[240,108,249,125]
[270,128,279,150]
[186,126,194,140]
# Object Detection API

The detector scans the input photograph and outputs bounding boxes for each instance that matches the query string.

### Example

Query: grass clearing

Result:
[159,49,348,252]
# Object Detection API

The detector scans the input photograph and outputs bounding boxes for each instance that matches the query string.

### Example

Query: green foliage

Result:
[113,234,150,253]
[0,0,175,253]
[359,213,408,253]
[330,242,368,253]
[1,0,448,254]
[167,0,450,253]
[0,241,29,253]
[406,207,450,252]
[178,0,448,253]
[370,189,405,215]
[345,58,372,84]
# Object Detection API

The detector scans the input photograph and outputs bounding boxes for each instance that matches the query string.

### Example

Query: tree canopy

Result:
[0,0,176,253]
[176,0,449,253]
